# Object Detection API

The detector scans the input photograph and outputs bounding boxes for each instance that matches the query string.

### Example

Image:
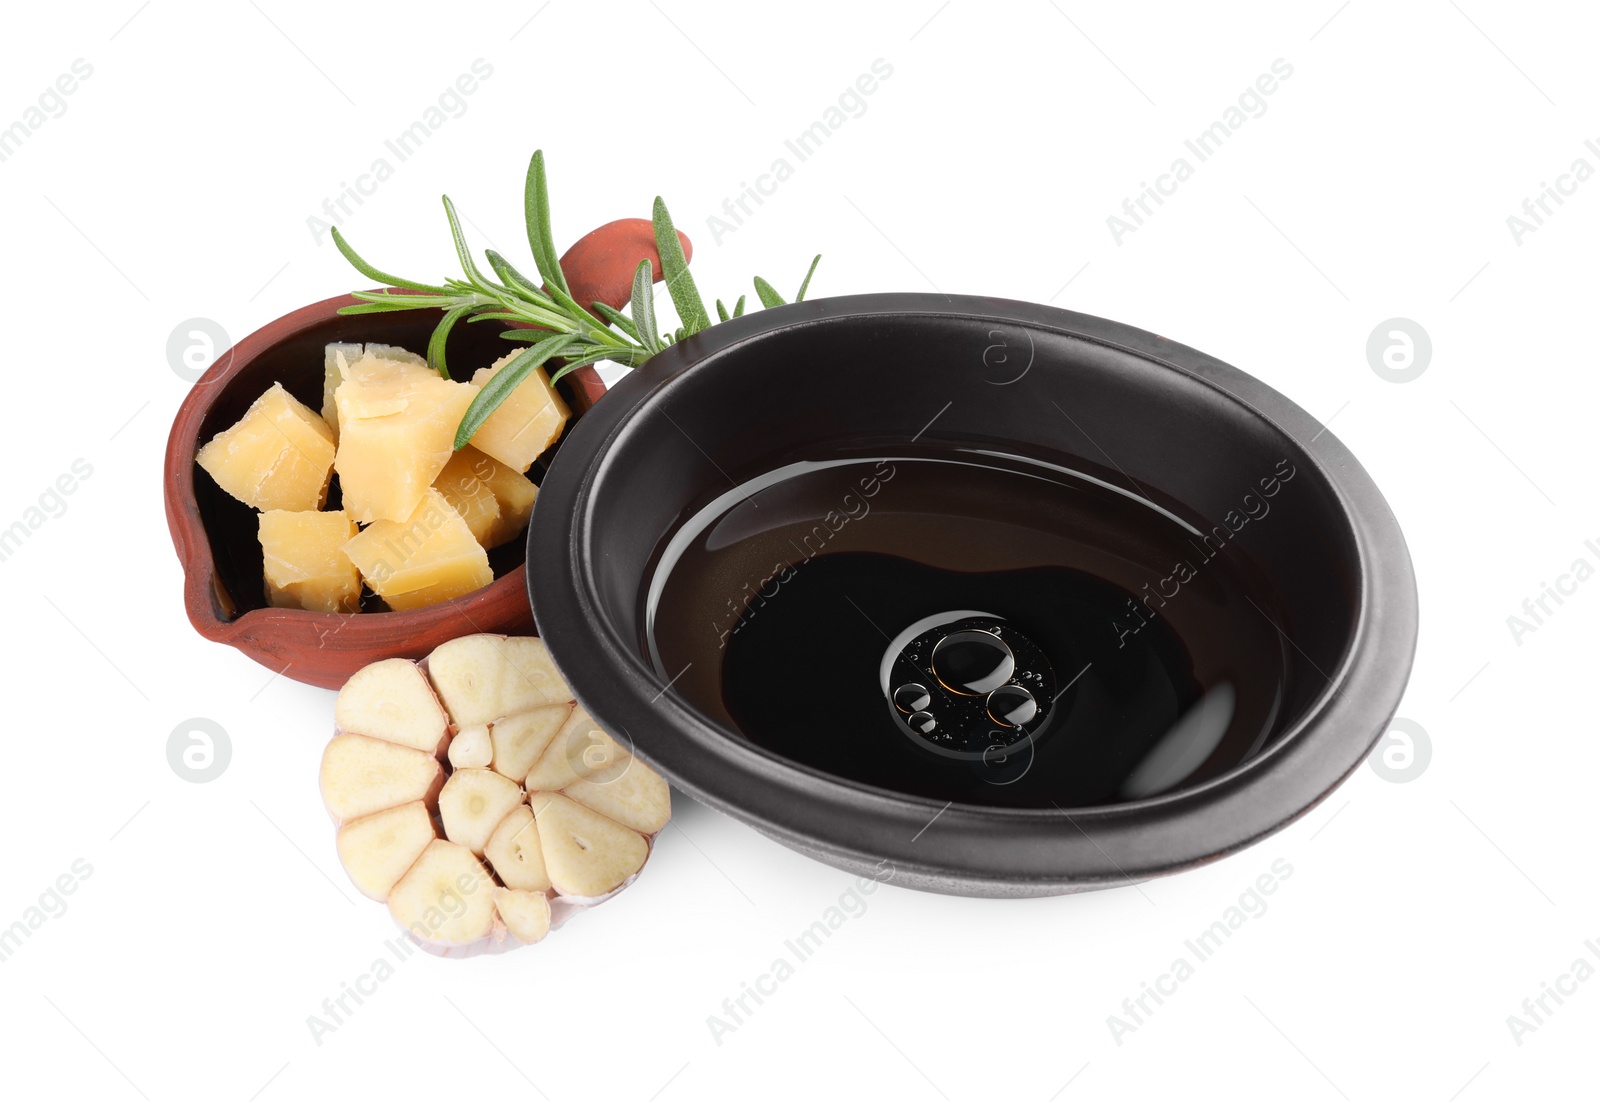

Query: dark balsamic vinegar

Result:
[645,452,1289,808]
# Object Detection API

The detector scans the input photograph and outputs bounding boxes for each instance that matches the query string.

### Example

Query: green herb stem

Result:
[333,150,820,448]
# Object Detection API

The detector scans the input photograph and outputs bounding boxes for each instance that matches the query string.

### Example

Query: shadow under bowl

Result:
[164,293,605,690]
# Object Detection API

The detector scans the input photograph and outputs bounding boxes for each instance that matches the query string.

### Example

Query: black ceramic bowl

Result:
[528,294,1417,897]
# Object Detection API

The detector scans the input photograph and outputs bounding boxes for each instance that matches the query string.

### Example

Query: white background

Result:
[1,1,1594,1099]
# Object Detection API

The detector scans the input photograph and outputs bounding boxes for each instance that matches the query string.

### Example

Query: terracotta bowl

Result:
[164,293,607,689]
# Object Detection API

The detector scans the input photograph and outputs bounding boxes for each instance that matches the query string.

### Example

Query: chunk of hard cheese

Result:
[433,448,500,547]
[324,344,429,443]
[362,343,427,368]
[258,509,361,613]
[321,343,362,441]
[466,352,570,473]
[342,488,493,610]
[476,451,539,549]
[196,382,335,511]
[334,352,477,524]
[433,446,538,550]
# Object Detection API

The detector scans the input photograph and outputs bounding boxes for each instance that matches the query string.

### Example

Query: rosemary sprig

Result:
[329,149,820,450]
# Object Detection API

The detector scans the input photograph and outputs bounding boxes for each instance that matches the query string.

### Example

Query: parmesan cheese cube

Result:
[433,448,501,548]
[476,452,539,549]
[433,446,538,550]
[333,352,477,524]
[466,352,570,473]
[342,488,493,610]
[258,509,362,613]
[321,343,362,441]
[361,343,427,368]
[195,382,335,511]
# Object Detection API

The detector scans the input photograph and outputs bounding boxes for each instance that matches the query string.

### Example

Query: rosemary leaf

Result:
[427,303,477,379]
[548,345,629,385]
[442,196,498,293]
[752,276,785,309]
[542,277,616,344]
[454,331,576,449]
[524,150,570,297]
[796,254,822,301]
[466,311,542,325]
[485,249,555,306]
[591,301,641,342]
[630,259,662,355]
[330,227,450,295]
[339,297,458,315]
[652,197,711,334]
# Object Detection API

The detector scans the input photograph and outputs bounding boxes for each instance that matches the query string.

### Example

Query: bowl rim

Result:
[527,293,1418,891]
[163,292,605,653]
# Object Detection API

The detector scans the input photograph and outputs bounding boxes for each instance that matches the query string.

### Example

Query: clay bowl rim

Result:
[528,292,1419,895]
[163,292,605,658]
